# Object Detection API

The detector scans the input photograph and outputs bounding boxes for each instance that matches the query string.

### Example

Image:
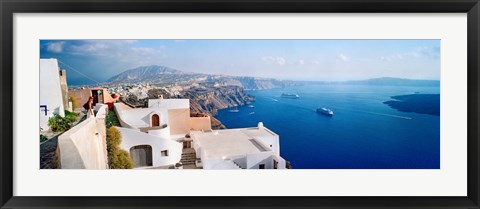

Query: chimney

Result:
[258,122,264,130]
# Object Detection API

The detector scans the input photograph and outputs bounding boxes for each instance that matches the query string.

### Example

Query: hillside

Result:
[107,65,194,84]
[106,65,296,90]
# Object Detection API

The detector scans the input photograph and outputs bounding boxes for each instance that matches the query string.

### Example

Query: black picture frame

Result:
[1,0,479,208]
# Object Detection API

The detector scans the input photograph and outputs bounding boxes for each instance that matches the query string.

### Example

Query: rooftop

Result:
[191,127,275,159]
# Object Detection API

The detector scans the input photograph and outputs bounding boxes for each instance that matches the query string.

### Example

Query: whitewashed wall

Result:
[148,99,189,109]
[57,118,108,169]
[117,127,182,168]
[254,132,280,155]
[39,58,65,130]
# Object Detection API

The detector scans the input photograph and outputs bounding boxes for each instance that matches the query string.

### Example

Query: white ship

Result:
[316,108,333,116]
[228,106,239,113]
[281,93,300,99]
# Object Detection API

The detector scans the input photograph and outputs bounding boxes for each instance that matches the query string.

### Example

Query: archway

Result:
[129,145,153,168]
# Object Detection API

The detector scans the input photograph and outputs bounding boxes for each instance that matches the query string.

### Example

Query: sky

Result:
[40,40,440,85]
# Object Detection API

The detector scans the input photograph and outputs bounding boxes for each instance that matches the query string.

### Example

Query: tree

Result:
[106,127,134,169]
[69,96,78,110]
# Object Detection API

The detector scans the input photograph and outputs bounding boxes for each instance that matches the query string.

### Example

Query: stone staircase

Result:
[180,148,197,165]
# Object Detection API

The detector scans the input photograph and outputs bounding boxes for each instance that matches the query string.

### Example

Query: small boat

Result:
[228,106,239,113]
[248,105,255,108]
[281,93,300,99]
[249,112,255,115]
[316,108,333,116]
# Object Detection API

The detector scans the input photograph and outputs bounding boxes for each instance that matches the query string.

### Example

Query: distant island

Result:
[338,77,440,87]
[383,94,440,116]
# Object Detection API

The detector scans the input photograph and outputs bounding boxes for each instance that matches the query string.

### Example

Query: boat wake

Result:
[360,111,413,120]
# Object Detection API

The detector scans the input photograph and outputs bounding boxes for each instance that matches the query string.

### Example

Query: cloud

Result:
[380,53,405,61]
[262,56,286,65]
[298,59,305,65]
[262,56,275,63]
[380,46,439,61]
[337,54,348,62]
[47,40,167,66]
[276,57,286,65]
[418,46,440,59]
[45,41,65,53]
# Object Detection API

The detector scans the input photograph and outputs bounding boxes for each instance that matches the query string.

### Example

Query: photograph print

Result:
[39,40,440,170]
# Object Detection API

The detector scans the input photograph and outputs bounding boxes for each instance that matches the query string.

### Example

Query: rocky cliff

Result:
[184,86,254,130]
[183,86,255,115]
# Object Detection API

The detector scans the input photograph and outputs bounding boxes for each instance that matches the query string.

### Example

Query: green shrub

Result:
[110,149,134,169]
[48,113,74,133]
[106,109,120,128]
[64,110,80,122]
[69,96,78,110]
[106,126,122,152]
[40,134,48,143]
[106,127,133,169]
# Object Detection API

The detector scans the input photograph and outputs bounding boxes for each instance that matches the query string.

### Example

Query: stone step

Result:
[181,149,197,165]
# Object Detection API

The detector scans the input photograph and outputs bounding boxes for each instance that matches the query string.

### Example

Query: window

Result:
[40,105,47,116]
[259,164,265,169]
[161,150,169,157]
[274,160,278,169]
[270,144,272,147]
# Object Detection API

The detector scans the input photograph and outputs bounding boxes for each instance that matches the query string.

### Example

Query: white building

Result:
[114,98,287,169]
[114,99,196,168]
[190,123,286,169]
[40,58,65,131]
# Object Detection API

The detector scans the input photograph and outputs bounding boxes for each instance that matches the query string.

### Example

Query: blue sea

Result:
[216,84,440,169]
